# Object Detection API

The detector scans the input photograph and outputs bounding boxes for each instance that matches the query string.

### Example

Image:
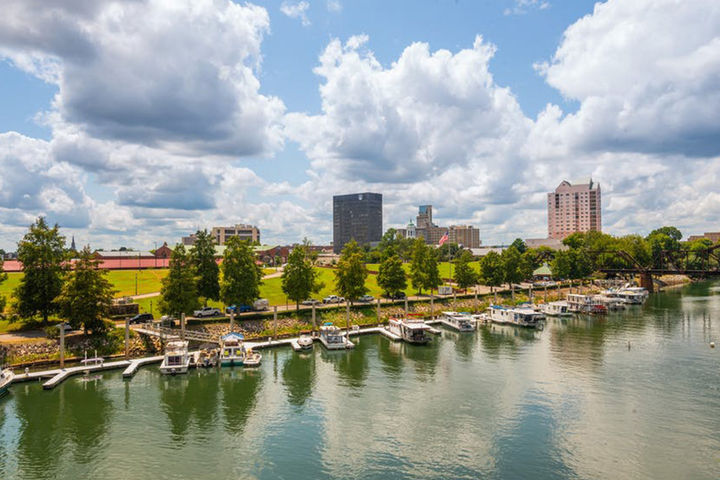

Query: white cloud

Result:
[504,0,550,16]
[327,0,341,13]
[0,0,285,157]
[280,1,311,27]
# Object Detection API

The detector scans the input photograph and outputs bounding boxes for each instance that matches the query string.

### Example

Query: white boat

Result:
[603,285,648,305]
[439,311,477,332]
[566,294,608,314]
[540,301,573,317]
[386,317,432,344]
[243,349,262,367]
[593,295,626,311]
[159,340,190,375]
[297,335,314,350]
[219,332,247,366]
[485,305,543,328]
[318,323,353,350]
[0,368,14,398]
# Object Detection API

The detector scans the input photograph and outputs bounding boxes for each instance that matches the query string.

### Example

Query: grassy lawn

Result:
[107,269,168,297]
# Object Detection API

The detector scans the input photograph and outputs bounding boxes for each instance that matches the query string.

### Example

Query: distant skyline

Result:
[1,0,719,250]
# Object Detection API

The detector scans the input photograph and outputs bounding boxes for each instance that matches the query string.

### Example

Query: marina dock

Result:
[43,360,131,389]
[122,355,164,378]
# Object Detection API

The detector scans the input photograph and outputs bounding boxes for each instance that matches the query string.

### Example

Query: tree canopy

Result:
[334,240,368,302]
[159,244,200,316]
[377,247,407,298]
[221,237,263,308]
[55,246,116,334]
[14,217,67,324]
[190,230,220,305]
[453,249,478,292]
[282,241,324,310]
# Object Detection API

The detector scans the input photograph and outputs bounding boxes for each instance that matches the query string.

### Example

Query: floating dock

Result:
[43,360,131,389]
[122,355,164,378]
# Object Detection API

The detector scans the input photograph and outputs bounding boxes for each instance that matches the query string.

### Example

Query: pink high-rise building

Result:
[547,179,601,239]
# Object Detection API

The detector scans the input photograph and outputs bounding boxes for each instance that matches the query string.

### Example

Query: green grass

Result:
[106,269,168,297]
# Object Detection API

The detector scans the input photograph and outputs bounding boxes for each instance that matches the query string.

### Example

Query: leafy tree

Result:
[159,244,200,316]
[14,217,67,325]
[282,242,324,310]
[0,256,7,315]
[562,232,586,250]
[190,230,220,305]
[409,239,428,294]
[437,242,461,262]
[378,228,401,254]
[55,246,116,334]
[510,238,527,254]
[501,246,523,300]
[221,237,263,308]
[479,251,504,303]
[377,248,407,298]
[453,249,478,292]
[648,226,682,242]
[334,240,368,303]
[423,247,442,293]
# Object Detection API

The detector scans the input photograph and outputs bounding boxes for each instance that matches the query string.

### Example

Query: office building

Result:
[448,225,481,248]
[548,179,601,239]
[210,224,261,245]
[333,192,383,253]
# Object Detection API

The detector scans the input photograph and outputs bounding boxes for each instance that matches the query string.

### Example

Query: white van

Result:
[438,285,453,295]
[253,298,269,311]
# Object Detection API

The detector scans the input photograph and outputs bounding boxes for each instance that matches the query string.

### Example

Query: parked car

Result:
[129,313,154,324]
[58,322,73,332]
[193,306,222,318]
[160,315,176,327]
[323,295,345,304]
[358,295,374,302]
[253,299,269,311]
[438,285,453,295]
[301,299,321,306]
[385,292,406,300]
[226,304,252,314]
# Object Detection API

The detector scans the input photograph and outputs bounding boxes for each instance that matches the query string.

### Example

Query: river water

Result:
[1,281,719,479]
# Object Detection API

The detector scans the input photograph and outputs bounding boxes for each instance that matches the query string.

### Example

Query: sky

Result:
[0,0,719,251]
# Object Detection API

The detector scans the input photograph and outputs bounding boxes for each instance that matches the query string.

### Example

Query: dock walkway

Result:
[122,355,164,378]
[43,360,131,389]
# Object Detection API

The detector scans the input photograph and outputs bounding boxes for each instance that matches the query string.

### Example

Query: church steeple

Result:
[70,235,76,251]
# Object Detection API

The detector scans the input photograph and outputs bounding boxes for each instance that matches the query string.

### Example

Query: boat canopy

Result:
[221,332,244,341]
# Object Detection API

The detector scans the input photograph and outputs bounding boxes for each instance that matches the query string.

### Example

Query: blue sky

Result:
[0,0,719,250]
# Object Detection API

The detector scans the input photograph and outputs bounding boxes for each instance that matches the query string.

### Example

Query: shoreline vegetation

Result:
[1,275,691,368]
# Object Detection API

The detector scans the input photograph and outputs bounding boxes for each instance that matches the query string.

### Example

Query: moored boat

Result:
[485,305,543,328]
[159,340,190,375]
[541,301,573,317]
[297,334,314,350]
[219,332,247,366]
[566,294,608,314]
[439,311,477,332]
[318,323,353,350]
[243,348,262,367]
[593,295,626,311]
[386,317,432,344]
[0,368,14,398]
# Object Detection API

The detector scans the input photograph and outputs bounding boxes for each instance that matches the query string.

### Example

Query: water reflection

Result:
[376,336,404,379]
[219,368,261,436]
[320,339,370,389]
[281,350,317,407]
[479,325,538,358]
[159,370,220,442]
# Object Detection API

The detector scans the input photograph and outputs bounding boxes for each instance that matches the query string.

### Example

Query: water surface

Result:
[1,282,719,479]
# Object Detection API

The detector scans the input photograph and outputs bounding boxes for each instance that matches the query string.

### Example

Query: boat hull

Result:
[220,357,244,367]
[159,364,189,375]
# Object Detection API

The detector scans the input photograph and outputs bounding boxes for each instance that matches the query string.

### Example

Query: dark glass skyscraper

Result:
[333,192,383,253]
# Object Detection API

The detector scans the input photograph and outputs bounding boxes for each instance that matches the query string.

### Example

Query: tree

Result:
[437,242,461,262]
[423,247,442,293]
[648,226,682,242]
[377,248,407,298]
[159,244,200,316]
[221,237,263,308]
[334,240,368,303]
[453,249,478,292]
[14,217,67,325]
[510,238,527,254]
[282,242,324,310]
[480,251,504,303]
[501,246,523,300]
[55,247,116,334]
[0,256,7,315]
[409,239,428,294]
[190,230,220,305]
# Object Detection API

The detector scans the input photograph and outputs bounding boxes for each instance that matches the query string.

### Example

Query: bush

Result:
[44,326,60,339]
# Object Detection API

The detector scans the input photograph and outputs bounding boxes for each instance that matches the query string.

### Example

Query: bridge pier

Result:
[640,272,654,293]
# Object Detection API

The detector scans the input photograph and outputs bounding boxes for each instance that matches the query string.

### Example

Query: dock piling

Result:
[312,304,317,332]
[273,306,278,341]
[430,294,434,320]
[125,317,130,359]
[59,324,65,369]
[377,297,381,324]
[181,313,186,341]
[405,297,409,317]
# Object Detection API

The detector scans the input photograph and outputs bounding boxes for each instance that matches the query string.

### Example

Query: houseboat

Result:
[0,368,14,398]
[318,323,353,350]
[219,332,247,366]
[159,340,191,375]
[566,294,608,314]
[485,305,544,328]
[541,301,573,317]
[439,311,477,332]
[593,295,626,311]
[386,317,432,344]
